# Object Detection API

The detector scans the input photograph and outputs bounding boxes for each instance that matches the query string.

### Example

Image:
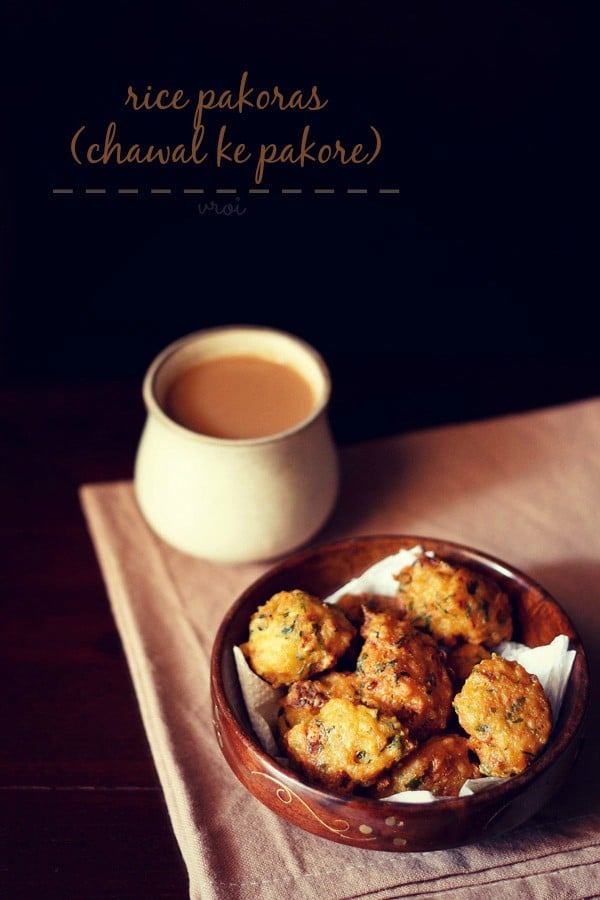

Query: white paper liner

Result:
[322,545,429,605]
[234,548,576,803]
[233,645,284,759]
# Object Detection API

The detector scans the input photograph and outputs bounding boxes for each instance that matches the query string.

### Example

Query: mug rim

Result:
[142,324,333,446]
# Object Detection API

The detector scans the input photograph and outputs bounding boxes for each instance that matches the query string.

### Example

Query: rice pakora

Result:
[371,733,480,798]
[453,655,552,777]
[356,609,454,740]
[282,696,416,793]
[277,671,362,739]
[334,592,403,629]
[240,589,356,688]
[396,556,513,648]
[446,642,492,691]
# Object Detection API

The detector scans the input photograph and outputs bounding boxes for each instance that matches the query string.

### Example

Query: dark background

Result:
[2,1,596,443]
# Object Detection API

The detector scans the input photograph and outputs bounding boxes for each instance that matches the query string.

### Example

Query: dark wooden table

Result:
[2,371,598,898]
[0,382,190,898]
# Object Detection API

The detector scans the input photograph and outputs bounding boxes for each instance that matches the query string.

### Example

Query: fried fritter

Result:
[370,733,480,798]
[453,654,552,777]
[334,592,403,629]
[356,609,454,740]
[396,557,513,648]
[277,671,362,740]
[282,696,416,793]
[446,642,492,691]
[241,589,356,688]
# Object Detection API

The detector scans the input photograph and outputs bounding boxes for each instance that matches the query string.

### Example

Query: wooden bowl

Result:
[210,535,590,852]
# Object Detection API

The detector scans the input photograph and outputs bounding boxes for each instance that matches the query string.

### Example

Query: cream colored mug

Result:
[134,325,340,563]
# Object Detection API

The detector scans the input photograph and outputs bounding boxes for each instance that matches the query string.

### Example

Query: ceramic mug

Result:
[133,325,340,563]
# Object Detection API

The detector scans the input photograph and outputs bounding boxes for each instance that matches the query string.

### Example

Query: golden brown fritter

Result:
[453,655,552,777]
[334,592,404,629]
[370,733,480,798]
[446,642,492,691]
[396,557,513,648]
[282,697,416,793]
[356,609,454,740]
[277,671,362,740]
[241,590,356,688]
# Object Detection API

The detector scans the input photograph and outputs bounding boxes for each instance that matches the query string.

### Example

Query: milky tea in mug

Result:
[134,326,340,563]
[164,353,317,440]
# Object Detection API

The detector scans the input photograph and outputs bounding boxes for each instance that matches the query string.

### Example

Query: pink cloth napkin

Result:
[80,398,600,899]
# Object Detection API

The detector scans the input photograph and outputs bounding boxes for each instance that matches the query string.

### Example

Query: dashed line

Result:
[52,187,400,196]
